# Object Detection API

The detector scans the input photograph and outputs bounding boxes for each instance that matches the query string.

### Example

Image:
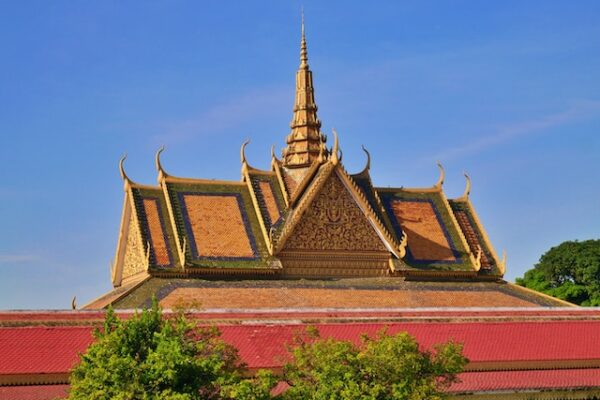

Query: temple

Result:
[84,21,566,311]
[5,20,600,400]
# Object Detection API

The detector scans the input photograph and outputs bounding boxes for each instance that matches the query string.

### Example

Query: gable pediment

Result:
[281,171,388,253]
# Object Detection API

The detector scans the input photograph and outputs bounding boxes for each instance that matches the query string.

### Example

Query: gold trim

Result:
[336,166,401,258]
[112,192,131,286]
[243,166,273,255]
[460,196,504,276]
[438,187,479,269]
[82,273,151,309]
[164,176,246,186]
[271,155,290,207]
[289,159,321,206]
[274,162,335,252]
[508,282,577,307]
[159,178,186,268]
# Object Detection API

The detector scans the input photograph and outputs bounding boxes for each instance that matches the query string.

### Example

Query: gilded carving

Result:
[123,213,146,278]
[283,174,387,251]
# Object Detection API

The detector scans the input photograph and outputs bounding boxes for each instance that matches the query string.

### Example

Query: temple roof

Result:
[107,19,514,308]
[84,277,571,310]
[4,308,600,398]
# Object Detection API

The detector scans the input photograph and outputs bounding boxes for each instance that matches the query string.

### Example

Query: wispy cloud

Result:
[151,86,290,146]
[428,100,600,162]
[0,254,39,264]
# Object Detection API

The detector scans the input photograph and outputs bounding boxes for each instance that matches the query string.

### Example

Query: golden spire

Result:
[282,13,325,168]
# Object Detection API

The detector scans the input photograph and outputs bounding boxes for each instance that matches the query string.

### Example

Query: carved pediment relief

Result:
[282,173,387,252]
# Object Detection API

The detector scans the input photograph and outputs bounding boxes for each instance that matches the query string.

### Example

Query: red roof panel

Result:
[451,368,600,392]
[218,321,600,368]
[3,319,600,376]
[0,327,93,374]
[0,385,68,400]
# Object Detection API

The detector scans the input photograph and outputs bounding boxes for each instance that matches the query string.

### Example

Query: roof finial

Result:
[155,146,169,182]
[300,9,308,69]
[331,128,339,165]
[434,161,445,189]
[283,10,323,168]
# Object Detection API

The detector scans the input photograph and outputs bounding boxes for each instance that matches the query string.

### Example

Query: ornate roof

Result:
[109,19,510,300]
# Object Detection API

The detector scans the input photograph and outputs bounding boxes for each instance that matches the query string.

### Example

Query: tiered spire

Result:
[282,14,326,168]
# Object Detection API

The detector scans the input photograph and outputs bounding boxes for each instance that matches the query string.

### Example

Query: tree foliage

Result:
[516,239,600,306]
[280,327,467,400]
[68,300,274,400]
[69,301,467,399]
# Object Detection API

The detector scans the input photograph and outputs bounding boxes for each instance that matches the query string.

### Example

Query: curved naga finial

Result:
[155,146,168,181]
[71,296,77,310]
[498,249,507,276]
[119,154,134,189]
[271,144,280,163]
[268,226,276,255]
[434,161,445,189]
[331,129,340,165]
[360,145,371,173]
[459,171,472,200]
[240,139,250,165]
[398,230,408,259]
[473,246,482,272]
[240,140,252,177]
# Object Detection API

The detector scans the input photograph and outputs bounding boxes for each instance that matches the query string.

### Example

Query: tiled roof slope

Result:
[4,309,600,398]
[449,199,500,275]
[162,178,272,269]
[378,187,475,271]
[131,186,178,269]
[247,171,286,232]
[350,170,390,236]
[81,278,572,310]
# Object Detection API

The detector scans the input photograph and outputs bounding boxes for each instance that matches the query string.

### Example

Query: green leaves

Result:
[516,239,600,305]
[69,301,247,400]
[281,328,467,400]
[70,302,467,399]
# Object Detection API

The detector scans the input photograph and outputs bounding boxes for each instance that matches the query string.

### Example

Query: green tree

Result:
[516,239,600,306]
[281,327,467,400]
[69,300,274,400]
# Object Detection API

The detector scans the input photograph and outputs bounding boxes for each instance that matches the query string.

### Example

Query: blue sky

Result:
[1,1,599,309]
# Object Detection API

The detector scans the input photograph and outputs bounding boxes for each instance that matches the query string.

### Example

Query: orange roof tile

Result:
[142,198,171,266]
[181,194,257,259]
[159,286,538,309]
[391,200,456,262]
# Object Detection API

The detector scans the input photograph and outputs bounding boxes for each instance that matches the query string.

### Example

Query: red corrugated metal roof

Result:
[0,327,93,374]
[3,319,600,379]
[3,308,600,324]
[451,368,600,392]
[0,384,68,400]
[218,321,600,368]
